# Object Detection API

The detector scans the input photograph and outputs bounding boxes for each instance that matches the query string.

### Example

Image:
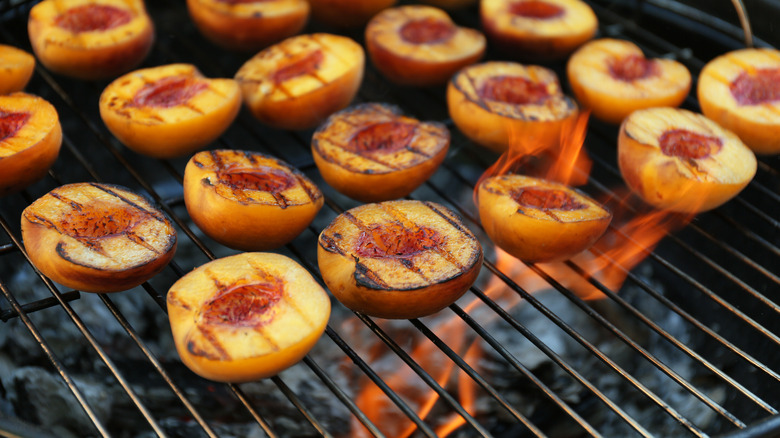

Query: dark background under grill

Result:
[1,0,779,437]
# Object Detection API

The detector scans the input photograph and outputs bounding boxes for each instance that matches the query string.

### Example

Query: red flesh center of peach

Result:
[60,202,140,238]
[0,111,31,142]
[132,76,208,108]
[509,1,564,19]
[273,50,324,84]
[609,55,657,81]
[478,76,551,105]
[217,167,295,194]
[399,18,456,44]
[659,129,722,159]
[730,68,780,106]
[55,5,132,32]
[512,187,586,211]
[347,121,416,154]
[201,281,284,327]
[356,223,444,258]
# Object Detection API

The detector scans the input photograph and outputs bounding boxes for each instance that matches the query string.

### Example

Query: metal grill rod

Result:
[0,215,165,437]
[0,278,109,437]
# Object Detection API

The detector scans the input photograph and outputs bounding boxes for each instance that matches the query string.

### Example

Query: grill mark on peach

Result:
[353,260,393,290]
[376,202,469,273]
[460,72,493,113]
[319,233,346,255]
[167,292,192,311]
[292,174,321,204]
[132,76,209,109]
[124,231,161,254]
[247,259,315,330]
[421,201,476,271]
[318,139,405,171]
[91,183,167,223]
[191,326,232,360]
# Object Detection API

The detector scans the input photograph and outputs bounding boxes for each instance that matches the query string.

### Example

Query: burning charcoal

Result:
[9,366,111,437]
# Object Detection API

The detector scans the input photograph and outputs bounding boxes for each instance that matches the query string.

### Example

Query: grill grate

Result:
[2,0,779,437]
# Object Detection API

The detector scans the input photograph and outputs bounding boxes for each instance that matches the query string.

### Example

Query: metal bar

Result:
[448,302,603,437]
[0,289,81,322]
[0,278,109,438]
[484,259,707,436]
[409,317,548,437]
[468,284,653,437]
[0,215,167,437]
[97,293,220,438]
[355,314,494,438]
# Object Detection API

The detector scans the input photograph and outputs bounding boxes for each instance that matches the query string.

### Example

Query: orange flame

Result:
[353,109,704,436]
[474,111,592,208]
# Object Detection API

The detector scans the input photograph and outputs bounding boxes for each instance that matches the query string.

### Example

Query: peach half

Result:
[183,149,324,251]
[99,63,241,159]
[0,45,36,95]
[21,182,177,293]
[480,0,597,60]
[365,5,485,86]
[318,200,483,319]
[235,33,365,130]
[186,0,309,52]
[167,252,331,382]
[698,48,780,155]
[478,174,611,263]
[618,107,757,213]
[567,38,692,125]
[308,0,396,28]
[447,61,578,153]
[0,93,62,196]
[312,103,449,202]
[28,0,154,80]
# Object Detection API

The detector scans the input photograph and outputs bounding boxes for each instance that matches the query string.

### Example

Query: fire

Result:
[352,110,699,436]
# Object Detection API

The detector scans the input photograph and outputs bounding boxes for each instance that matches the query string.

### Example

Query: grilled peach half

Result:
[99,63,241,158]
[698,48,780,155]
[308,0,396,28]
[183,150,324,251]
[618,107,757,213]
[312,103,449,202]
[0,93,62,196]
[318,200,483,319]
[235,33,365,130]
[365,5,485,86]
[481,0,597,60]
[568,39,692,125]
[167,252,331,382]
[0,45,36,95]
[478,174,611,263]
[186,0,309,52]
[447,61,578,153]
[21,183,177,293]
[28,0,154,80]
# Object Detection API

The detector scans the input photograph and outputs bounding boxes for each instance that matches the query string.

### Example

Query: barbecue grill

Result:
[1,0,779,437]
